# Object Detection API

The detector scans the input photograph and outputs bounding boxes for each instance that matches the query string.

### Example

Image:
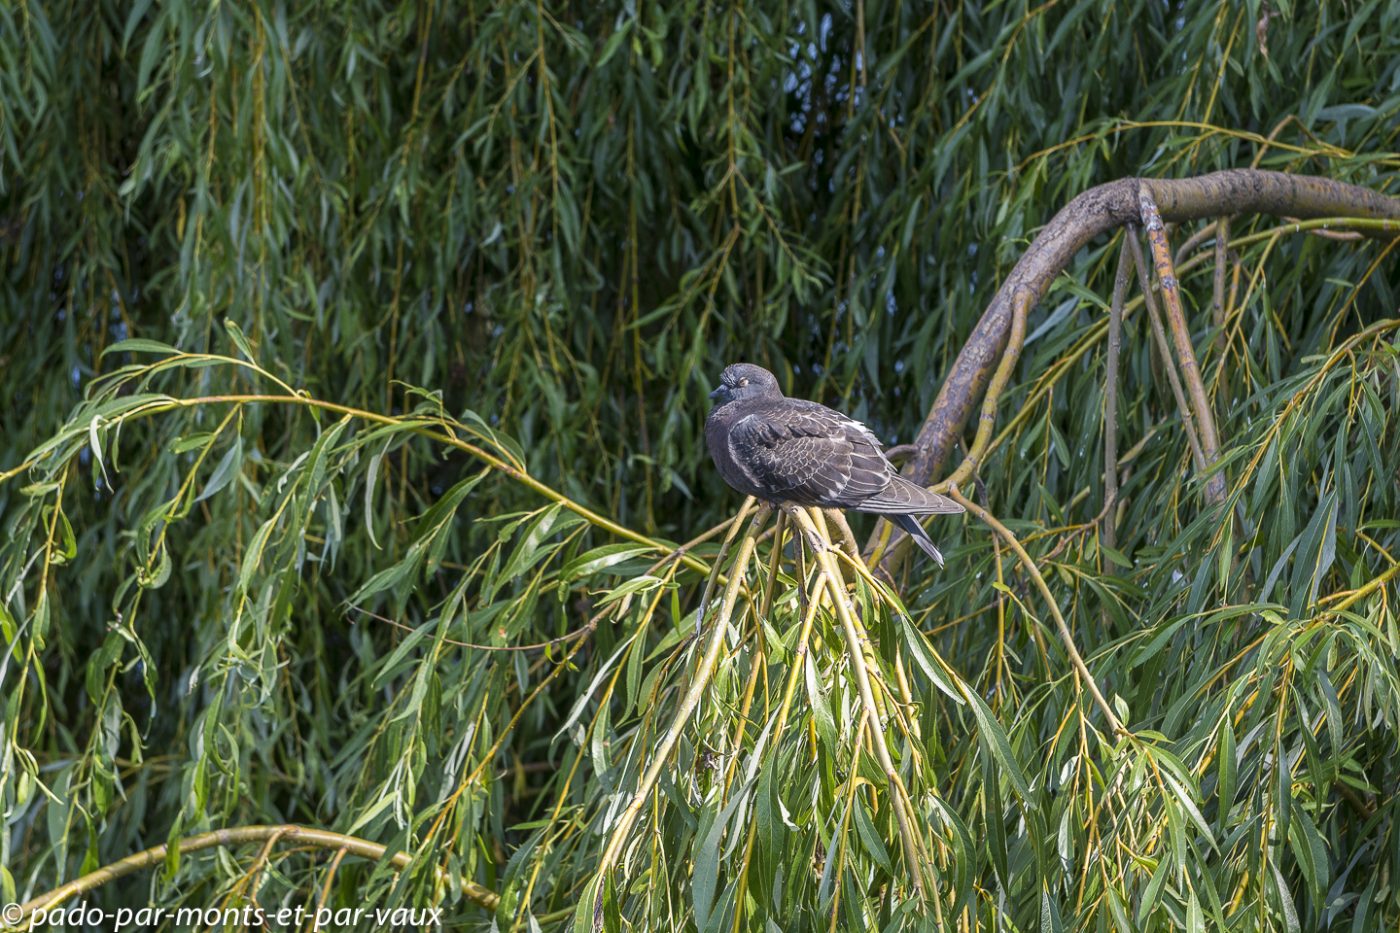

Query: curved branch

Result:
[869,169,1400,559]
[949,489,1126,737]
[590,503,773,928]
[11,824,498,928]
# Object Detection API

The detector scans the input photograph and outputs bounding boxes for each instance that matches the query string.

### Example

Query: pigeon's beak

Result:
[708,385,725,401]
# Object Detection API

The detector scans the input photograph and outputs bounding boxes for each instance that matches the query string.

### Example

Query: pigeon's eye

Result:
[738,378,749,386]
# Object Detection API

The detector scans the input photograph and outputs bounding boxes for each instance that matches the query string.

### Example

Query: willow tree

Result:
[3,2,1399,930]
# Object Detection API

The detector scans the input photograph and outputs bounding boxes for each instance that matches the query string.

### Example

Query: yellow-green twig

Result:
[590,504,773,926]
[8,824,496,931]
[787,507,935,905]
[950,489,1127,738]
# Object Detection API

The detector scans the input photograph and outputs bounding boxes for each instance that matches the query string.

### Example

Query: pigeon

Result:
[705,362,963,565]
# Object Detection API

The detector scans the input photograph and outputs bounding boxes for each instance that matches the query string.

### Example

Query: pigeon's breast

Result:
[705,404,768,499]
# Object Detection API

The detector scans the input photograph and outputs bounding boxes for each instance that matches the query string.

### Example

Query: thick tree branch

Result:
[867,169,1400,561]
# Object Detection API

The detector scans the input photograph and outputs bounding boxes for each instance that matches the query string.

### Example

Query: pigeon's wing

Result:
[728,405,893,506]
[857,474,965,515]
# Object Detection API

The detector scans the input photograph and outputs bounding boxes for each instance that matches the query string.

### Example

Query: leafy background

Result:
[3,1,1399,929]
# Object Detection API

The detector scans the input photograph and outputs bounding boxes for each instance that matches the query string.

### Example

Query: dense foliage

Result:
[3,1,1399,929]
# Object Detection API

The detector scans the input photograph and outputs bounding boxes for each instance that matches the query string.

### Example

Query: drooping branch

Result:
[949,489,1126,737]
[940,290,1032,493]
[1127,230,1209,482]
[787,506,937,904]
[868,169,1400,560]
[590,501,771,928]
[1101,236,1132,551]
[10,824,499,927]
[1212,216,1231,356]
[1138,188,1227,503]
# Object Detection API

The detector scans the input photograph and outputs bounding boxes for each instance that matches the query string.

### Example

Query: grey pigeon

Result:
[705,363,963,565]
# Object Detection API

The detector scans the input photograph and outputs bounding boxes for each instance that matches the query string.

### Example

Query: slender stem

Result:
[1,388,719,579]
[760,510,788,615]
[312,846,351,927]
[1172,218,1221,266]
[1126,233,1209,477]
[1324,560,1400,613]
[1103,237,1132,551]
[812,513,889,723]
[941,290,1031,493]
[825,721,869,933]
[822,508,862,560]
[1213,216,1230,356]
[591,505,772,920]
[11,824,497,928]
[698,497,756,624]
[732,559,826,933]
[950,489,1127,737]
[721,510,786,797]
[788,507,934,902]
[873,290,1029,570]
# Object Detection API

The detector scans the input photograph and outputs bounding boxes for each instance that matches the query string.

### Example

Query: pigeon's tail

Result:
[860,475,965,515]
[892,513,945,567]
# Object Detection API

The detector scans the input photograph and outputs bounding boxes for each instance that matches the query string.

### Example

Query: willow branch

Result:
[872,290,1030,570]
[10,824,497,928]
[1138,186,1226,502]
[940,289,1032,493]
[949,488,1127,737]
[1127,232,1210,478]
[1173,218,1222,266]
[869,170,1400,558]
[3,385,717,580]
[733,558,828,933]
[698,497,757,622]
[1213,216,1230,355]
[1103,236,1133,551]
[822,507,863,560]
[788,507,935,903]
[591,504,772,926]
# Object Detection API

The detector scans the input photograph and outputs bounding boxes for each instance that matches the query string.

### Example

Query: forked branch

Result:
[869,169,1400,560]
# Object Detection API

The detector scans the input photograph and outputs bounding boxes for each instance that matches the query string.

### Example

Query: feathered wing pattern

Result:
[729,407,890,507]
[708,373,964,565]
[858,474,963,515]
[727,405,964,516]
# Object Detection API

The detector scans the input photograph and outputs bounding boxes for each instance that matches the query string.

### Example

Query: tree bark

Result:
[869,170,1400,561]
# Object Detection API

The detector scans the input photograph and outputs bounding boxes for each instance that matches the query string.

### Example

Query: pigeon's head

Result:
[709,363,781,405]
